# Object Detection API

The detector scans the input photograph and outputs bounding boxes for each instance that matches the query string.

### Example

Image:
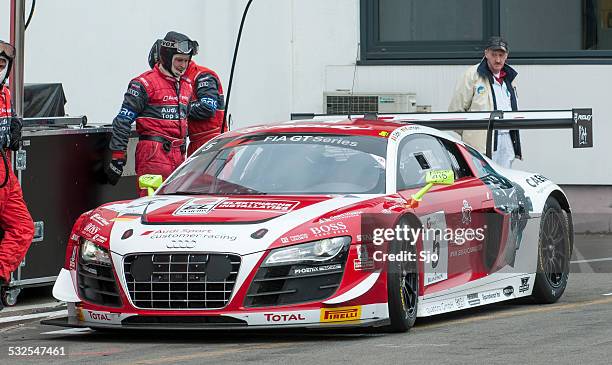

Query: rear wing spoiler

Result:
[290,109,593,158]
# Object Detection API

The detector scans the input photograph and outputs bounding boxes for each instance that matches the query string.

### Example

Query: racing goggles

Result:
[0,42,15,60]
[159,39,199,55]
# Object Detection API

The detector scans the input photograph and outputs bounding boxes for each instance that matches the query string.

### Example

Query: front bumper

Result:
[47,267,389,330]
[41,315,390,331]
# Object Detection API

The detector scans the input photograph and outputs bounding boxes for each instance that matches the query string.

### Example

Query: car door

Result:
[396,134,490,295]
[461,146,532,274]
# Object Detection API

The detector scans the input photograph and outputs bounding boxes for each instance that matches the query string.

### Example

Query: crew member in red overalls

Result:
[106,32,196,195]
[0,40,35,310]
[147,41,225,156]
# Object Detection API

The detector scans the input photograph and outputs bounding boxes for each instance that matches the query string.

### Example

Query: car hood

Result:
[139,195,327,224]
[93,194,384,256]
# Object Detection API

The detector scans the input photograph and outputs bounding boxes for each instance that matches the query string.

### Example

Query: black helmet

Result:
[0,40,15,85]
[158,31,198,76]
[148,40,160,69]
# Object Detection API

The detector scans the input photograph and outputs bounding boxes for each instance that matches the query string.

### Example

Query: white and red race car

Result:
[44,113,574,332]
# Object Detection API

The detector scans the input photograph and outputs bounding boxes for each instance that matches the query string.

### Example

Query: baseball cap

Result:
[486,36,508,52]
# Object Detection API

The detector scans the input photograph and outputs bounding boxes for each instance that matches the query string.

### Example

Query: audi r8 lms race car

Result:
[44,113,573,332]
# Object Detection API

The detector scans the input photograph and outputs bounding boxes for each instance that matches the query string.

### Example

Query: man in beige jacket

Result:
[449,37,522,167]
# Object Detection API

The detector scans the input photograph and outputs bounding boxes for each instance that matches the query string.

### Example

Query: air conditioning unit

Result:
[323,92,417,114]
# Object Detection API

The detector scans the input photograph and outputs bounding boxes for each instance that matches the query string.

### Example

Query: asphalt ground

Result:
[0,234,610,365]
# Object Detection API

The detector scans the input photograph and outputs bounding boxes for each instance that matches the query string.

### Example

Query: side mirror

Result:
[408,169,455,208]
[138,175,163,196]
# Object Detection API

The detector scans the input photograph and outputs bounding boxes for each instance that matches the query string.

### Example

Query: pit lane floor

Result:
[0,234,611,365]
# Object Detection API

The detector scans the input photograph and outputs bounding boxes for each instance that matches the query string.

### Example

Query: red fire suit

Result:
[185,62,225,156]
[109,65,193,195]
[0,86,34,283]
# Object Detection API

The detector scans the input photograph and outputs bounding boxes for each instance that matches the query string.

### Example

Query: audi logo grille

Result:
[123,253,241,310]
[166,240,197,249]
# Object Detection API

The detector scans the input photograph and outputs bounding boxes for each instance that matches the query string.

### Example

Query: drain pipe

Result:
[9,0,26,118]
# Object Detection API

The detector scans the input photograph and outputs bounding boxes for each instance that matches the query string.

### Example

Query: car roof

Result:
[223,117,406,139]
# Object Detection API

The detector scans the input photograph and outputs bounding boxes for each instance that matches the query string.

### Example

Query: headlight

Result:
[263,236,351,266]
[80,239,112,266]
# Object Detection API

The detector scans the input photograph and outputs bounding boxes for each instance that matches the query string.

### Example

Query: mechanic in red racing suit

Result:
[148,41,225,155]
[0,40,35,309]
[184,62,225,155]
[106,32,196,195]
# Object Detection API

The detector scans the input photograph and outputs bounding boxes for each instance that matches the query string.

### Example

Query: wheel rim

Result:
[540,209,568,288]
[400,265,418,317]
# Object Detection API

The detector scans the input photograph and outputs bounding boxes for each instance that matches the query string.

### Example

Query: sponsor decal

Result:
[69,246,78,270]
[77,308,121,324]
[118,107,136,121]
[379,131,390,137]
[141,228,237,242]
[449,243,483,258]
[263,135,358,147]
[202,141,218,152]
[320,306,361,323]
[390,130,401,141]
[82,223,101,236]
[467,293,480,306]
[264,313,306,323]
[166,240,197,249]
[280,233,309,244]
[422,212,448,286]
[90,234,108,245]
[291,264,341,276]
[461,200,472,225]
[173,198,226,216]
[356,233,373,243]
[481,291,501,302]
[353,244,375,271]
[455,296,466,309]
[90,213,110,226]
[309,222,349,238]
[503,286,514,297]
[216,199,299,213]
[200,97,218,110]
[572,109,593,148]
[519,277,530,293]
[525,174,549,188]
[318,210,362,224]
[423,299,458,315]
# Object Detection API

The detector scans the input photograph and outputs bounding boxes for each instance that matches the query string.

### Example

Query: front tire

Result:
[386,222,419,332]
[531,197,571,303]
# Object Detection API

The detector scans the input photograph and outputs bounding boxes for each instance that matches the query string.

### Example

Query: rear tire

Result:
[386,221,419,332]
[531,198,571,304]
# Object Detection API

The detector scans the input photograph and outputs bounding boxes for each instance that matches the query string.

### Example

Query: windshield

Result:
[158,134,387,195]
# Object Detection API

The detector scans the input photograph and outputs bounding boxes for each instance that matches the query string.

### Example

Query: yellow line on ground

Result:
[416,296,612,330]
[124,343,293,365]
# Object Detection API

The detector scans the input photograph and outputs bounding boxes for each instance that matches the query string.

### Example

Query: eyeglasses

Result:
[159,39,199,55]
[0,42,15,60]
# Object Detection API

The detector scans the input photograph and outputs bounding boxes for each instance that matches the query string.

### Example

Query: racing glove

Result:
[106,151,126,185]
[0,117,10,150]
[8,117,22,151]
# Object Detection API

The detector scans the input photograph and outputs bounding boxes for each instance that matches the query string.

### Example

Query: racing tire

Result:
[531,197,571,304]
[386,221,419,332]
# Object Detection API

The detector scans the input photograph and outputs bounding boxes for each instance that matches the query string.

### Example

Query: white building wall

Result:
[1,0,609,185]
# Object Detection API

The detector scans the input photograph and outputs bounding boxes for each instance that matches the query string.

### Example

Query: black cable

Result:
[25,0,36,30]
[222,0,254,134]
